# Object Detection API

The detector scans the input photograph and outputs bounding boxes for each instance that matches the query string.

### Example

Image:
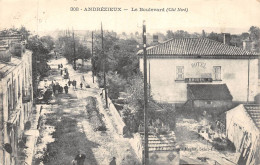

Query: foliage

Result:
[166,30,192,39]
[92,32,139,79]
[85,96,107,131]
[106,71,127,99]
[56,35,91,64]
[40,35,55,51]
[249,26,260,52]
[207,32,223,43]
[126,73,144,112]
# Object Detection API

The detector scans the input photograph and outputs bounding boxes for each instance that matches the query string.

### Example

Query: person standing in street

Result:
[80,82,83,89]
[61,69,63,76]
[68,79,71,86]
[72,150,86,165]
[64,84,68,94]
[109,157,116,165]
[72,80,75,89]
[52,83,56,93]
[73,80,77,89]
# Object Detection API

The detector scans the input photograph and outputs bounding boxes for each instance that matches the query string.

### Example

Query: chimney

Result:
[223,33,231,45]
[242,39,252,51]
[153,35,159,44]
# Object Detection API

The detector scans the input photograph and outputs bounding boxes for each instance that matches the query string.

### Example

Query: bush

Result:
[85,96,107,132]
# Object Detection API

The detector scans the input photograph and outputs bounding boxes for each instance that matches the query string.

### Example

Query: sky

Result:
[0,0,260,35]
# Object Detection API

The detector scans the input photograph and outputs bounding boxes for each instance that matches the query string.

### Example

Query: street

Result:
[34,57,139,165]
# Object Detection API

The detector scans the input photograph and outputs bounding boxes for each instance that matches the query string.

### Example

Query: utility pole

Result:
[73,29,76,70]
[149,61,151,97]
[143,20,149,165]
[36,0,39,37]
[247,57,250,104]
[92,31,95,83]
[101,23,108,108]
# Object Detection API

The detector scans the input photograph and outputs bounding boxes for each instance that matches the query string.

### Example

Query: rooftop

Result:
[188,84,233,100]
[0,56,21,79]
[137,38,259,56]
[244,104,260,129]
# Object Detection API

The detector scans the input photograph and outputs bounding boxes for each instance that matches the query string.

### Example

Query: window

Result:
[176,66,184,80]
[213,66,221,80]
[13,79,17,108]
[8,84,12,110]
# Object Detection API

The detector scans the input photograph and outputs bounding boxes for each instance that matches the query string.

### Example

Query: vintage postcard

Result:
[0,0,260,165]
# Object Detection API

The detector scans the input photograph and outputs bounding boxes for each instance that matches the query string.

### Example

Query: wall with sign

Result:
[139,58,258,103]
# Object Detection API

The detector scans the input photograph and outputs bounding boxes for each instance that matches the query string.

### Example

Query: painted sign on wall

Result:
[191,62,206,69]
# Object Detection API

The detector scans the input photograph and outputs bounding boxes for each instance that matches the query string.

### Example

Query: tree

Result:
[40,35,55,51]
[207,32,223,43]
[165,30,191,40]
[166,30,174,39]
[57,34,92,64]
[249,26,260,52]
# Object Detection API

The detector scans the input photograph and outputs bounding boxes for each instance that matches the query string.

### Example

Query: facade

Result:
[226,104,260,165]
[0,40,33,165]
[138,38,259,104]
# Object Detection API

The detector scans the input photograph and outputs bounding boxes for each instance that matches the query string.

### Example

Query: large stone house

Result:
[0,37,33,165]
[138,37,259,107]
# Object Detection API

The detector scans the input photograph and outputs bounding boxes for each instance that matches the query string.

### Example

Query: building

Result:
[138,37,259,105]
[0,37,33,165]
[226,104,260,165]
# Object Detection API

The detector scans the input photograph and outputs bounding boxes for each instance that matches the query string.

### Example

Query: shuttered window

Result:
[213,66,221,80]
[176,66,184,80]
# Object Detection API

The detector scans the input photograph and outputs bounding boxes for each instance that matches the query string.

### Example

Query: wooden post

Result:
[143,20,149,165]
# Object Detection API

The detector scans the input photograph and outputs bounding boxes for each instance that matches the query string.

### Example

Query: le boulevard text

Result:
[70,7,189,12]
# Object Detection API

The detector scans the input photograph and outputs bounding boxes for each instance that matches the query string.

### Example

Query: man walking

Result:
[80,82,83,89]
[73,80,77,89]
[64,84,68,94]
[109,157,116,165]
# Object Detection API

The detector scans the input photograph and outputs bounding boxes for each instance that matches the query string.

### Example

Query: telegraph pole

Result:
[92,31,94,83]
[143,20,149,165]
[149,61,151,97]
[73,29,76,70]
[101,23,108,108]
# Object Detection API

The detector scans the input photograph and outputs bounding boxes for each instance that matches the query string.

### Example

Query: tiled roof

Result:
[0,56,21,79]
[141,134,177,151]
[137,38,259,56]
[188,84,233,100]
[244,104,260,129]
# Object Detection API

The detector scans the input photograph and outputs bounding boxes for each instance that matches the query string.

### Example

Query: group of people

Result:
[58,63,63,69]
[67,79,84,89]
[52,82,69,94]
[68,79,77,89]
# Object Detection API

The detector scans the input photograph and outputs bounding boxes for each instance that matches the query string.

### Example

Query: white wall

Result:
[226,105,259,154]
[139,57,258,103]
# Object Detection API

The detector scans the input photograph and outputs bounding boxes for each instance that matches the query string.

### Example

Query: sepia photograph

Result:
[0,0,260,164]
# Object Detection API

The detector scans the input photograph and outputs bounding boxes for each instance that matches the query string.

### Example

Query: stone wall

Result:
[106,96,126,135]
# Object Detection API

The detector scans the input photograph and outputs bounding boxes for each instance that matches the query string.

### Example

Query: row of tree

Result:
[56,33,91,65]
[116,26,260,52]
